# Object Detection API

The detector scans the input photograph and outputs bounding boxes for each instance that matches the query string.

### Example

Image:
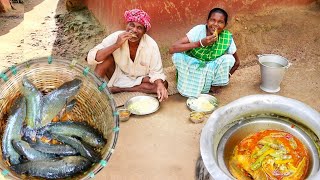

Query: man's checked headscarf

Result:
[124,9,151,31]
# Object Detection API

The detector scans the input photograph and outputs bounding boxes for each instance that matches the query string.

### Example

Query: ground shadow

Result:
[0,3,24,36]
[0,0,45,36]
[51,0,106,65]
[24,0,44,12]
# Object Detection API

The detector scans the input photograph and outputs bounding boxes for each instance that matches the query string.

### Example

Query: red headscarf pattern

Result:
[124,9,151,31]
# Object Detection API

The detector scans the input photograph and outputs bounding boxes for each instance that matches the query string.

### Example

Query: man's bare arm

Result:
[95,32,133,62]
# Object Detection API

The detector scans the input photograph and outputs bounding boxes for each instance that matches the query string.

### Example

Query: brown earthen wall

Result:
[83,0,314,47]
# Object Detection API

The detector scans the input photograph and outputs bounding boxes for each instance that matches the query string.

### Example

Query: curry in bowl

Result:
[229,129,309,179]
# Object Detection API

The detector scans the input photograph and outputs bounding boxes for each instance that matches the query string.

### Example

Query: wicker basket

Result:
[0,57,119,179]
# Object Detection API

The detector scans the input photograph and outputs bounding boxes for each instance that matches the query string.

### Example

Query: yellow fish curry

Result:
[229,129,309,180]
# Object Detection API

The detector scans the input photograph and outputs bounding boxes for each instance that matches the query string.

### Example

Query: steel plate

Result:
[125,96,159,115]
[186,94,218,113]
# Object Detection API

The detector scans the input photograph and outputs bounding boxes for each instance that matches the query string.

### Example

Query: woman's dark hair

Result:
[207,8,228,24]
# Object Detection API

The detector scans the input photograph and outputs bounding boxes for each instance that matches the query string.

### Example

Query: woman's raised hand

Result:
[200,34,218,47]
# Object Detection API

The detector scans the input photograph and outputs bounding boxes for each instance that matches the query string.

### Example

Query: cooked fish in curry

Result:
[229,129,309,180]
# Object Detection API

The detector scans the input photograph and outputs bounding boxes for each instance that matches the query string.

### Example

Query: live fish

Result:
[38,121,106,148]
[58,99,77,120]
[11,156,91,179]
[53,134,101,163]
[2,96,26,165]
[30,140,77,156]
[21,76,43,129]
[21,77,43,142]
[41,78,82,126]
[11,140,55,161]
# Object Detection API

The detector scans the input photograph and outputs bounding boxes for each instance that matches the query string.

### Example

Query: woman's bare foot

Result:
[210,86,222,94]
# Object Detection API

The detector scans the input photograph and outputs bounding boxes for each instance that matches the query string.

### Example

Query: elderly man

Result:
[87,9,168,101]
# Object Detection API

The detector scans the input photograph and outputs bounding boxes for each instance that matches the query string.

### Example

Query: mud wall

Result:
[0,0,11,13]
[83,0,314,47]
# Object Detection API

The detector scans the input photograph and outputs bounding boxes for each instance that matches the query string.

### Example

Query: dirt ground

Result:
[0,0,319,179]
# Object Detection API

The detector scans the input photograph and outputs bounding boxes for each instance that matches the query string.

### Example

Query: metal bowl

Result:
[125,96,159,115]
[189,111,206,124]
[217,116,319,179]
[186,94,218,114]
[200,94,320,180]
[118,108,131,122]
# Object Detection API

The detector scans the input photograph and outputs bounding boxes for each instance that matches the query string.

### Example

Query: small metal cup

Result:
[118,108,131,122]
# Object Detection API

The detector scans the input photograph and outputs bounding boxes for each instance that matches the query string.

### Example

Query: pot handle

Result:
[285,62,292,69]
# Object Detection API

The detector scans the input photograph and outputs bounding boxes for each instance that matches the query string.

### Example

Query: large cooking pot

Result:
[200,94,320,179]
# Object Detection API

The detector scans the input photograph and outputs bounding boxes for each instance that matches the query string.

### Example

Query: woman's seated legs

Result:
[172,53,207,97]
[210,86,222,94]
[209,54,235,93]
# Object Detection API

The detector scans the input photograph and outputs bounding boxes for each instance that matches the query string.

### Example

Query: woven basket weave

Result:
[0,57,119,179]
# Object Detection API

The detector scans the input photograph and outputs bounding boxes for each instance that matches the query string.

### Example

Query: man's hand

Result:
[155,80,168,102]
[115,32,134,46]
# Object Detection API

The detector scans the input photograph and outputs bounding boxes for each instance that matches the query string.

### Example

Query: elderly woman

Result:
[87,9,168,101]
[169,8,240,97]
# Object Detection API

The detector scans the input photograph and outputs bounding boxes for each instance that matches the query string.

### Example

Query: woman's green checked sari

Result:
[186,30,232,62]
[172,25,236,97]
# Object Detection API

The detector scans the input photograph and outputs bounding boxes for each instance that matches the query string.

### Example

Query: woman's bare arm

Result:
[230,52,240,75]
[169,36,201,54]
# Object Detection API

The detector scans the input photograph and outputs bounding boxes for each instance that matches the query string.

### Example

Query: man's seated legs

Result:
[94,55,115,79]
[110,77,168,94]
[94,55,168,95]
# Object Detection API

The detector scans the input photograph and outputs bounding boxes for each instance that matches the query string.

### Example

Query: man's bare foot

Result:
[109,87,121,93]
[210,86,222,94]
